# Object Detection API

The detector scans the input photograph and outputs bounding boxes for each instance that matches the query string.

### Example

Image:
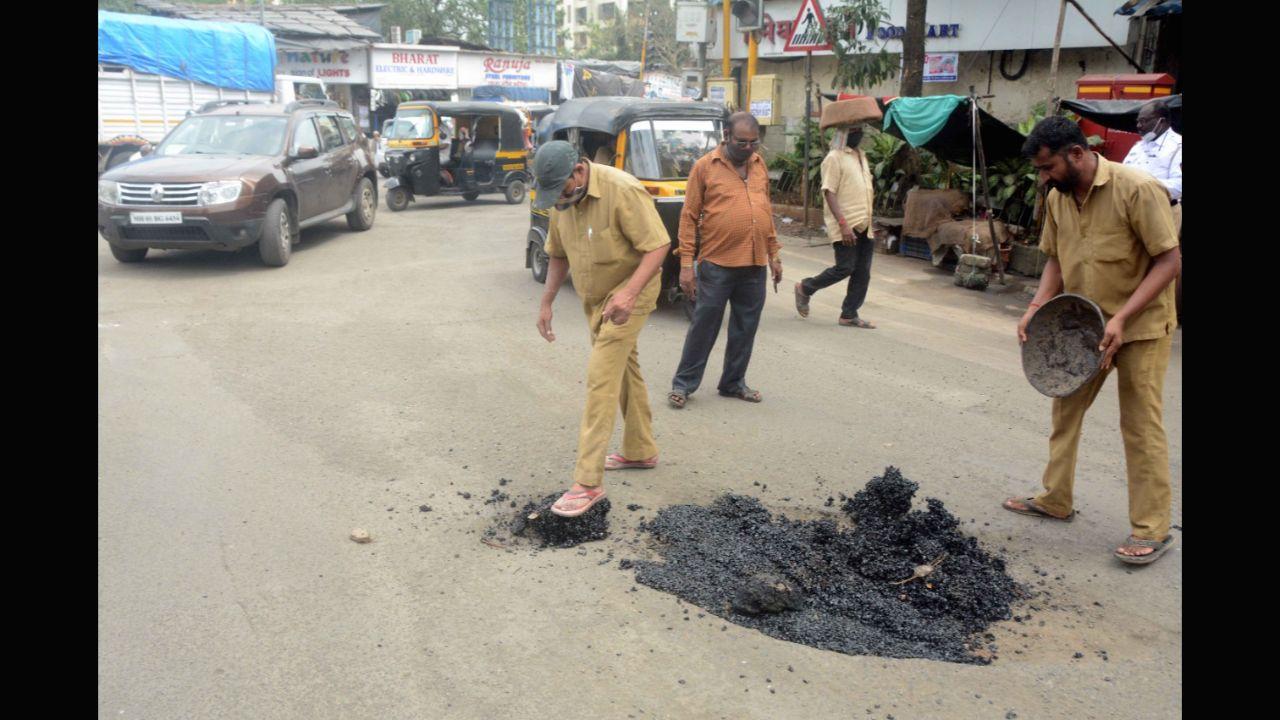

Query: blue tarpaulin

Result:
[471,86,552,103]
[97,11,276,93]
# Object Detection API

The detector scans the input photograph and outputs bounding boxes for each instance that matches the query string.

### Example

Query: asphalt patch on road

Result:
[630,467,1021,664]
[506,492,612,548]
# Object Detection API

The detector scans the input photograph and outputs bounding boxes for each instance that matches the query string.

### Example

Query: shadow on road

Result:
[98,222,358,278]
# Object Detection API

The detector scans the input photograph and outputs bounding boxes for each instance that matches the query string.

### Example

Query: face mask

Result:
[724,141,756,164]
[554,184,587,211]
[1141,130,1157,143]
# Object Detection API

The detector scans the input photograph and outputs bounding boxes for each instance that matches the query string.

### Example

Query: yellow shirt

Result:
[821,147,875,241]
[544,163,670,312]
[1040,154,1179,342]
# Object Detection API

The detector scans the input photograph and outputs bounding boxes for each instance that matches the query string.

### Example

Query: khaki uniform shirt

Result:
[821,147,875,241]
[544,163,670,313]
[1040,154,1179,342]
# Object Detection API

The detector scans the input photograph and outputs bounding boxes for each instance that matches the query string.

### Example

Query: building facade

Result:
[562,0,631,52]
[699,0,1158,153]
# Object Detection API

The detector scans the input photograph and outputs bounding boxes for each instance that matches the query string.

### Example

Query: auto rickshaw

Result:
[382,101,531,210]
[524,97,729,318]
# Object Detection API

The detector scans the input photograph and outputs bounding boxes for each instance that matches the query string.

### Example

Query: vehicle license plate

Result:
[129,212,183,225]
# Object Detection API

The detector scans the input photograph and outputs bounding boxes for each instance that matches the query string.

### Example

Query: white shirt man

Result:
[1123,104,1181,202]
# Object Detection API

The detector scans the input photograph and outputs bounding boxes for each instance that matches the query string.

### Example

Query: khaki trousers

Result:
[1034,334,1174,540]
[573,299,658,487]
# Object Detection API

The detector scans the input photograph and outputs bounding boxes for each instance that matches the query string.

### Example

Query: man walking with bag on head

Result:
[532,141,671,517]
[794,118,877,328]
[667,112,782,409]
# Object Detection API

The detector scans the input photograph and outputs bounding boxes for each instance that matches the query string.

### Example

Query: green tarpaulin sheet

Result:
[883,95,966,147]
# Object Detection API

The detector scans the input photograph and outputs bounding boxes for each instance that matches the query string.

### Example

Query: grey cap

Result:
[531,140,581,210]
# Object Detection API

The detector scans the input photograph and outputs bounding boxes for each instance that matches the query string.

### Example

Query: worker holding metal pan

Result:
[1005,117,1181,567]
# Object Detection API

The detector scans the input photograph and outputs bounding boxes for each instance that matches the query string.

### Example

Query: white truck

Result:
[97,66,326,175]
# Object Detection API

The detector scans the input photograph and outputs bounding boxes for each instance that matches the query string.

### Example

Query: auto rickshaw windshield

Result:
[390,108,434,139]
[625,119,721,180]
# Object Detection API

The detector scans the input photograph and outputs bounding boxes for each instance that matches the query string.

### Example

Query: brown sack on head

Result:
[819,97,883,130]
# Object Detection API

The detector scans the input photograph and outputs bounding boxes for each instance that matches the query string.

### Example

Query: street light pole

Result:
[639,0,651,84]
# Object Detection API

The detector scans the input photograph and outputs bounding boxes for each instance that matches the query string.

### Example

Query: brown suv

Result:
[98,99,377,267]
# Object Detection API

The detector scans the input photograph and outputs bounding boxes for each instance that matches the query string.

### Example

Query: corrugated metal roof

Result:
[134,0,382,40]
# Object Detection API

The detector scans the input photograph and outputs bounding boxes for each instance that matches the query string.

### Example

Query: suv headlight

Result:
[98,180,119,205]
[198,180,243,206]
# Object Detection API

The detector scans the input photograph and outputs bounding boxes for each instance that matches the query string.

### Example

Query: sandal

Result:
[719,386,763,403]
[838,317,877,329]
[605,453,657,470]
[1114,535,1176,565]
[794,282,810,318]
[668,392,687,409]
[550,486,607,518]
[1002,497,1076,522]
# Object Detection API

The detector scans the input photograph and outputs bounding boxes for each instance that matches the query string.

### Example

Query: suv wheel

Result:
[258,198,293,267]
[347,177,376,231]
[504,180,527,205]
[386,186,410,212]
[109,244,147,263]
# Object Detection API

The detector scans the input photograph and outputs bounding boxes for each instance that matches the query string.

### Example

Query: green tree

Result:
[824,0,900,91]
[573,1,687,71]
[382,0,490,45]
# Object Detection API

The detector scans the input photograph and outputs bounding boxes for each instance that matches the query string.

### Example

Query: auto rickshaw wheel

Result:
[463,191,481,202]
[386,186,410,212]
[528,241,549,284]
[504,180,527,205]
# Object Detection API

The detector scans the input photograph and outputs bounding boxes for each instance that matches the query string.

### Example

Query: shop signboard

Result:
[277,48,370,84]
[370,46,458,89]
[457,54,558,88]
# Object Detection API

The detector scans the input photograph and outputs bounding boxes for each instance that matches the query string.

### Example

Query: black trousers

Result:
[671,261,766,396]
[800,233,874,320]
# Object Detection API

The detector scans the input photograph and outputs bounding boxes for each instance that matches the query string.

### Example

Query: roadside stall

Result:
[875,94,1027,283]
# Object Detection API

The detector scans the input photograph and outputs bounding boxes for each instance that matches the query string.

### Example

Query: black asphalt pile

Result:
[509,492,612,548]
[631,467,1020,664]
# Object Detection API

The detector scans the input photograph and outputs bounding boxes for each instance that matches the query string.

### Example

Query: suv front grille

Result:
[119,182,202,207]
[120,226,209,242]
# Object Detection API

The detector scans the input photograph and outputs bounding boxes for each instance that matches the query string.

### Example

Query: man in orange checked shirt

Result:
[667,112,783,409]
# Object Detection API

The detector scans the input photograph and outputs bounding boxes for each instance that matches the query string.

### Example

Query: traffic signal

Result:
[731,0,764,31]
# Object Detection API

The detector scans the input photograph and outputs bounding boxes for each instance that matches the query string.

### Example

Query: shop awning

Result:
[1059,95,1182,135]
[274,36,370,52]
[879,95,1027,167]
[1115,0,1183,17]
[472,86,552,103]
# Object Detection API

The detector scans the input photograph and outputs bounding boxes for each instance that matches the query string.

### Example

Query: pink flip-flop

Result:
[605,453,658,471]
[550,486,607,518]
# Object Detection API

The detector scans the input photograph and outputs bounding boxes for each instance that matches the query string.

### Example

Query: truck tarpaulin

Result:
[97,10,276,93]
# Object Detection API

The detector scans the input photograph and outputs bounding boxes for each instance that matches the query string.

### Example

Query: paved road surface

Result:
[99,193,1181,719]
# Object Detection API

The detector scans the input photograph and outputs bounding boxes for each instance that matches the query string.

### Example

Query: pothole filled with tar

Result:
[505,492,612,548]
[631,467,1022,664]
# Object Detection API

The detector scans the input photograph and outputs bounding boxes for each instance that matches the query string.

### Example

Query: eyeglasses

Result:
[729,137,760,149]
